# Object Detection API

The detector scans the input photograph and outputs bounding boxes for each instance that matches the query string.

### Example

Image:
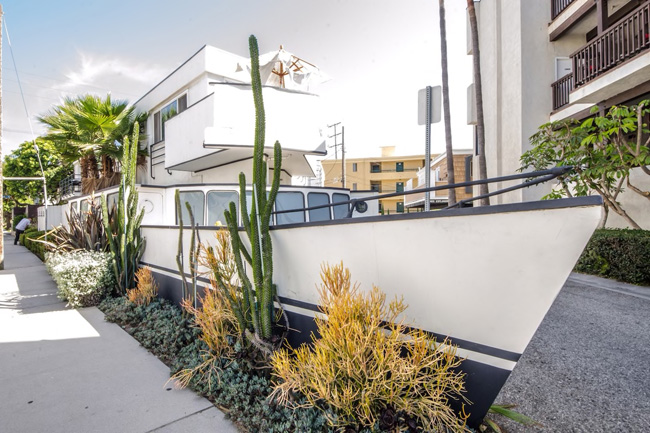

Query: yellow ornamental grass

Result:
[126,267,158,306]
[173,230,243,390]
[271,262,469,432]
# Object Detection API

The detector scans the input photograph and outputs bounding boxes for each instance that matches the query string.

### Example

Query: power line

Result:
[4,16,50,233]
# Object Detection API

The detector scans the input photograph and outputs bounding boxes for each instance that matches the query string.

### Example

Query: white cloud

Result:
[62,52,167,93]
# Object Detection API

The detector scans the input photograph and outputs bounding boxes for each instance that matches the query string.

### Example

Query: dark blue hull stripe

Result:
[147,268,513,428]
[143,264,522,363]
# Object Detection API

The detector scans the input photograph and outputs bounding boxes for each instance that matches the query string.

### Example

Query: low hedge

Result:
[575,228,650,285]
[20,228,46,261]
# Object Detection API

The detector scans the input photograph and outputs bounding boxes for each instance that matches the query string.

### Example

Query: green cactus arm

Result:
[101,194,120,293]
[264,141,282,222]
[174,190,188,301]
[238,173,252,238]
[249,35,266,220]
[225,205,259,334]
[185,201,198,308]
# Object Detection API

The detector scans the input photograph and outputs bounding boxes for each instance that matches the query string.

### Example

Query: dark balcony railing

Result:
[59,174,82,198]
[551,73,574,110]
[552,0,576,20]
[572,2,650,87]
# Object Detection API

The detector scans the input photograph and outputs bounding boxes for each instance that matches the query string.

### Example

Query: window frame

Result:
[206,190,239,227]
[275,191,306,225]
[152,92,188,144]
[176,190,205,226]
[307,192,331,222]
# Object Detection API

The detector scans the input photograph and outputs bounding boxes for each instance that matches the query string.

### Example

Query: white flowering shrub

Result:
[46,251,116,308]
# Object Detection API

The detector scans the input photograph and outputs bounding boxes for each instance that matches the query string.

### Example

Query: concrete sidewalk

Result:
[0,234,238,433]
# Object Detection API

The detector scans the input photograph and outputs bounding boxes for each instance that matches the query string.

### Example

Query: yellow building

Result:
[321,146,431,214]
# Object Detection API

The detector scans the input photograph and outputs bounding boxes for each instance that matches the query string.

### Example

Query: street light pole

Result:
[1,3,5,270]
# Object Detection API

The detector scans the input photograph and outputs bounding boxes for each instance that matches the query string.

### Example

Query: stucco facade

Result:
[472,0,650,227]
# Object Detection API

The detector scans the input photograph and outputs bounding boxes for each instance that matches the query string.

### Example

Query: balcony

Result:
[552,0,577,20]
[59,174,82,199]
[551,1,650,111]
[163,83,326,176]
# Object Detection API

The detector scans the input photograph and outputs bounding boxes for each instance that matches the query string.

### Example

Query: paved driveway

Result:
[493,274,650,432]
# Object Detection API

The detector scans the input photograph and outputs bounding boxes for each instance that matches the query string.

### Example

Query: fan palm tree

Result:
[39,94,147,186]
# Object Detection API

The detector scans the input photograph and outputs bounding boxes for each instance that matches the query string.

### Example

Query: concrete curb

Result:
[567,271,650,301]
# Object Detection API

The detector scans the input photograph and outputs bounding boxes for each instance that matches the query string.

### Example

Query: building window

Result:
[176,191,205,225]
[275,192,305,225]
[370,181,381,193]
[352,163,358,172]
[308,192,331,222]
[332,193,350,220]
[153,94,188,143]
[106,193,119,213]
[207,191,238,226]
[396,202,404,213]
[370,163,381,173]
[352,183,358,191]
[378,203,383,213]
[396,182,404,193]
[396,162,404,172]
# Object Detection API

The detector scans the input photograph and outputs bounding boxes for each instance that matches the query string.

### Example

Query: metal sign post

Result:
[418,86,441,211]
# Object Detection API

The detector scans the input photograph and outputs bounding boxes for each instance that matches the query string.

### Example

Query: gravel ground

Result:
[491,276,650,432]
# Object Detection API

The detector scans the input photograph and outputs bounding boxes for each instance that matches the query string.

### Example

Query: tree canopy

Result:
[521,100,650,229]
[2,139,73,212]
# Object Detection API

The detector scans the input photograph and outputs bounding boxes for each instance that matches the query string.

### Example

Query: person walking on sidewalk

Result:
[14,217,31,245]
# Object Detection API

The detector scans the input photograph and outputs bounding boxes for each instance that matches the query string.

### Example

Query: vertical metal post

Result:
[425,86,432,212]
[0,3,4,270]
[341,126,346,188]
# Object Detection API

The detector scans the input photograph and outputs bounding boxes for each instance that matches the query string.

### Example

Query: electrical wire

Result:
[4,16,49,233]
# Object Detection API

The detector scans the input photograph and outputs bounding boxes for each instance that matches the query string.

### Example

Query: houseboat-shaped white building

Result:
[60,43,603,427]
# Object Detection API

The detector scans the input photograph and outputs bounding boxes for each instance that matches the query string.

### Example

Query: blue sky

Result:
[2,0,472,159]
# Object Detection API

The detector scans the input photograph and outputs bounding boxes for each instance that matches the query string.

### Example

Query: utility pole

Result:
[1,3,5,270]
[328,122,345,187]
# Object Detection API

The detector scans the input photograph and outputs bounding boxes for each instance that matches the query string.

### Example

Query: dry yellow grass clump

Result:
[271,262,469,432]
[127,267,158,306]
[173,230,243,389]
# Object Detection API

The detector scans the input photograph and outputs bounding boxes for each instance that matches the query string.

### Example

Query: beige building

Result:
[471,0,650,226]
[322,146,474,214]
[322,146,428,214]
[405,149,475,210]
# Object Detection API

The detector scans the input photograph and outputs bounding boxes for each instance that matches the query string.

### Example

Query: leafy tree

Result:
[521,101,650,229]
[2,139,72,210]
[38,94,146,183]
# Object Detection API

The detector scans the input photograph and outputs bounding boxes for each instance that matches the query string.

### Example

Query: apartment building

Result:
[321,146,427,214]
[404,149,474,210]
[472,0,649,225]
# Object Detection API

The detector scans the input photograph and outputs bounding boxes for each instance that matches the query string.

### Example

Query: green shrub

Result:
[21,229,47,261]
[46,251,116,308]
[575,228,650,285]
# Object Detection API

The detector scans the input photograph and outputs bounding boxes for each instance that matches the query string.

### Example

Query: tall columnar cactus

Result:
[223,35,283,349]
[175,189,200,309]
[102,123,146,295]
